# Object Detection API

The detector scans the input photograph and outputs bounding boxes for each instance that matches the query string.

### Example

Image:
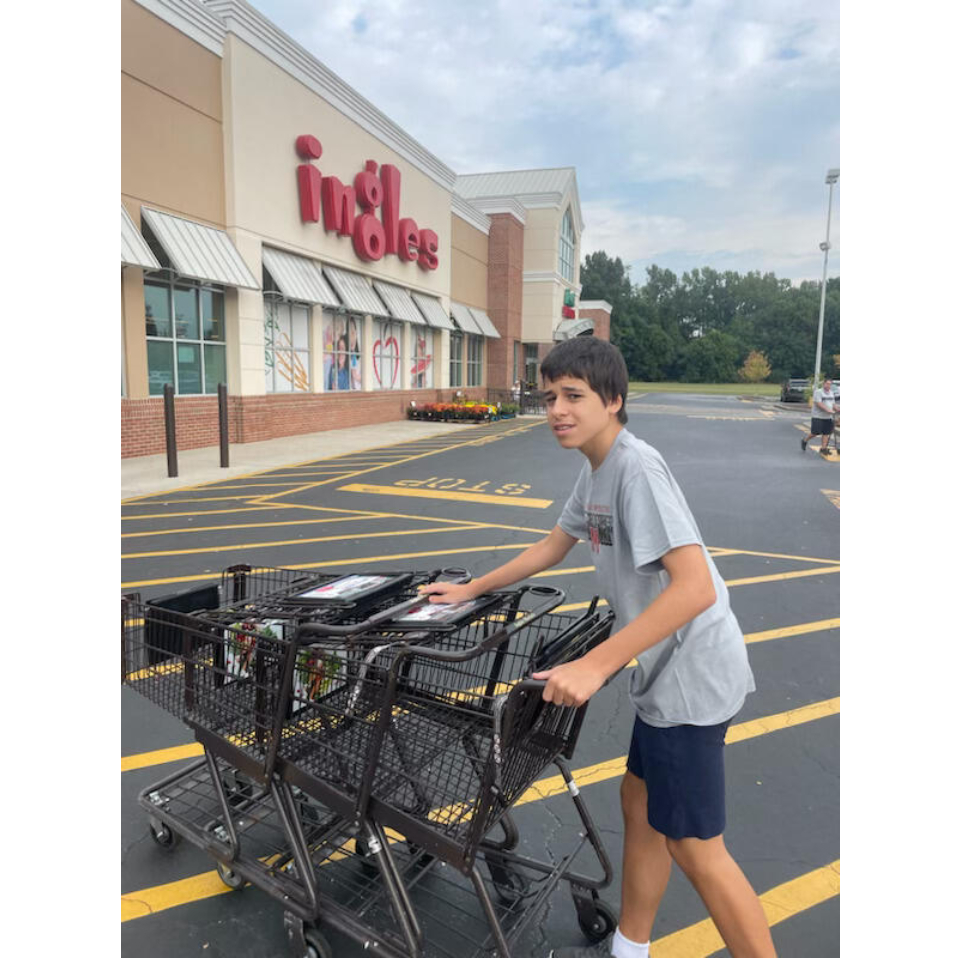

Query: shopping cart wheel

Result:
[302,927,333,958]
[148,821,179,851]
[576,898,617,943]
[215,860,245,890]
[487,860,530,907]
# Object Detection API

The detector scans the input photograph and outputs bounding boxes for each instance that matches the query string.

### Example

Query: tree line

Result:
[580,251,840,383]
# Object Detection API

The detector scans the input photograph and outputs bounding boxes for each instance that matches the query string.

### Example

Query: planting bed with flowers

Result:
[407,399,518,423]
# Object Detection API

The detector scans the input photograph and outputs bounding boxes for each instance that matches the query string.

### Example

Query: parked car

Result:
[832,380,840,403]
[780,378,808,403]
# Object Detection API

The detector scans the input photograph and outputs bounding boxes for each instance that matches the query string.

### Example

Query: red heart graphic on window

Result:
[372,336,400,387]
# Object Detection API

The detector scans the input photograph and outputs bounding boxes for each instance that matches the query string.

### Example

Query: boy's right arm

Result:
[419,525,579,603]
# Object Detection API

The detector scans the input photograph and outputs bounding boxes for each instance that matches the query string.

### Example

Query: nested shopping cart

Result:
[123,568,619,958]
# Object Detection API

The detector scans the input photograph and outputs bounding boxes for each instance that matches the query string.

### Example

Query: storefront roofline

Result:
[205,0,457,192]
[134,0,226,55]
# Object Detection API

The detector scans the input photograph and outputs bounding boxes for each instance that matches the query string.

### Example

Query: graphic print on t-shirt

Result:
[587,505,613,553]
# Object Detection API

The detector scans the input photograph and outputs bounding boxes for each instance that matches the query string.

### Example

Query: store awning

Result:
[467,306,501,339]
[140,208,260,289]
[450,301,483,335]
[121,205,160,270]
[554,317,595,340]
[411,292,456,330]
[262,247,339,306]
[372,281,423,324]
[323,265,389,317]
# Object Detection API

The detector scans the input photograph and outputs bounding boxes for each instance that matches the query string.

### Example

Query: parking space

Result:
[121,395,839,957]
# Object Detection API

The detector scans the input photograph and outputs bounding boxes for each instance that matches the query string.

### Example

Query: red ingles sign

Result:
[296,135,439,271]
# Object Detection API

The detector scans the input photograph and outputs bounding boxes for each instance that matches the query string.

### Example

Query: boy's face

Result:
[542,374,622,451]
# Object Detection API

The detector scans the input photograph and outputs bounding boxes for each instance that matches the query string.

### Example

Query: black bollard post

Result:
[163,383,178,477]
[218,383,229,468]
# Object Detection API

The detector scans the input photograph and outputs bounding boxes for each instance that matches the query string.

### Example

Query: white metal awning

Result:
[372,281,423,324]
[450,301,483,335]
[553,317,595,340]
[467,306,501,339]
[411,292,456,330]
[121,205,160,270]
[140,208,259,289]
[323,265,389,316]
[262,247,339,306]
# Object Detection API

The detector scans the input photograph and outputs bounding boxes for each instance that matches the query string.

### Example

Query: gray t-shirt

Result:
[812,386,836,419]
[558,429,755,728]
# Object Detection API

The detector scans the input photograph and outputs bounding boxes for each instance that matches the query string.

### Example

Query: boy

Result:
[421,337,776,958]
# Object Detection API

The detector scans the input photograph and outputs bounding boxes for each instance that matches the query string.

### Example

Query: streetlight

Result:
[813,167,840,390]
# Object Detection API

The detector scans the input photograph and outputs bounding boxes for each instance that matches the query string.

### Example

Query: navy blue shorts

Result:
[626,714,731,840]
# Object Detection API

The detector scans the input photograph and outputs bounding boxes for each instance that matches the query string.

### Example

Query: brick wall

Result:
[121,388,478,458]
[486,213,525,389]
[577,306,612,342]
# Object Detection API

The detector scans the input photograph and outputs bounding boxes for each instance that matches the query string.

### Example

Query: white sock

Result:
[610,927,650,958]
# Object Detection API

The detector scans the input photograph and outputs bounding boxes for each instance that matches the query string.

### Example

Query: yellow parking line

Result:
[122,516,383,539]
[121,743,202,773]
[120,698,839,922]
[121,543,536,589]
[745,618,839,644]
[653,861,840,957]
[338,483,554,509]
[121,524,483,560]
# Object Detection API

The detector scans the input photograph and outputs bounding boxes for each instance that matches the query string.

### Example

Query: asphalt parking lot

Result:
[121,392,839,958]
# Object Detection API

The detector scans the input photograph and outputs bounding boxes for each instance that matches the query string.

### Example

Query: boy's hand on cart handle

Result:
[531,659,607,708]
[419,580,478,604]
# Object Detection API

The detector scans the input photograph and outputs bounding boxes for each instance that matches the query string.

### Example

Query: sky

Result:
[249,0,840,287]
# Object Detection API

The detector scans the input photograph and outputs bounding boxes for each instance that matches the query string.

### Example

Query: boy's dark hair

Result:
[540,336,629,424]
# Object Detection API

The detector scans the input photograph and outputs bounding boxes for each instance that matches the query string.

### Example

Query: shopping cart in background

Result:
[122,567,618,958]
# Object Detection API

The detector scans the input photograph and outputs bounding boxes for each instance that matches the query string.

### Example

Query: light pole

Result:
[813,168,840,389]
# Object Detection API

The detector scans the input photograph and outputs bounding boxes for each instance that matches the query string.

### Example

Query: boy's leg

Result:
[665,834,776,958]
[618,771,672,943]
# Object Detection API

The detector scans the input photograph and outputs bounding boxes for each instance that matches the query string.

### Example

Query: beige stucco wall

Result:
[222,35,452,302]
[450,215,489,311]
[519,199,582,343]
[121,0,225,226]
[121,0,227,399]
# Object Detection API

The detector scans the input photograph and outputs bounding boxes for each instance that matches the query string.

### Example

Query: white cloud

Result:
[248,0,840,279]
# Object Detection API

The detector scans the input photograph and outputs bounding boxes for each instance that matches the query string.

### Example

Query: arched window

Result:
[558,207,576,282]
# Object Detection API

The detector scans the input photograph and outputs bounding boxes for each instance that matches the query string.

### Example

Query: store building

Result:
[121,0,608,457]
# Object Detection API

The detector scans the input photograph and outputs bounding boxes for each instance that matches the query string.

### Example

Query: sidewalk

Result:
[121,419,474,499]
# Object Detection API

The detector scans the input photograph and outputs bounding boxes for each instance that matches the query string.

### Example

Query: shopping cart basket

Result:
[133,590,619,958]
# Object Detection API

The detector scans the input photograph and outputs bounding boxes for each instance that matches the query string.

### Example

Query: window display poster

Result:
[323,314,361,391]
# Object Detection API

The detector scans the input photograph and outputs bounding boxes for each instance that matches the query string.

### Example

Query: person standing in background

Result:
[800,377,838,455]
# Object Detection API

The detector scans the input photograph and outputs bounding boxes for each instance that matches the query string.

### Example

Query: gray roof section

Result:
[262,246,339,306]
[322,265,389,317]
[140,208,259,289]
[373,281,424,324]
[411,292,456,330]
[121,205,160,270]
[467,306,501,339]
[450,301,483,335]
[456,168,575,199]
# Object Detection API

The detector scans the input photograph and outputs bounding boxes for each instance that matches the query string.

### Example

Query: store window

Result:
[513,341,521,385]
[524,343,539,386]
[411,325,433,389]
[559,207,576,283]
[373,318,403,390]
[467,335,483,386]
[264,298,310,392]
[144,278,225,395]
[449,331,463,387]
[323,313,363,392]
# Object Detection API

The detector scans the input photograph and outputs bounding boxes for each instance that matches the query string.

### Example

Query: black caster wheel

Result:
[215,859,245,890]
[303,927,333,958]
[487,861,530,907]
[149,821,179,851]
[578,899,618,943]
